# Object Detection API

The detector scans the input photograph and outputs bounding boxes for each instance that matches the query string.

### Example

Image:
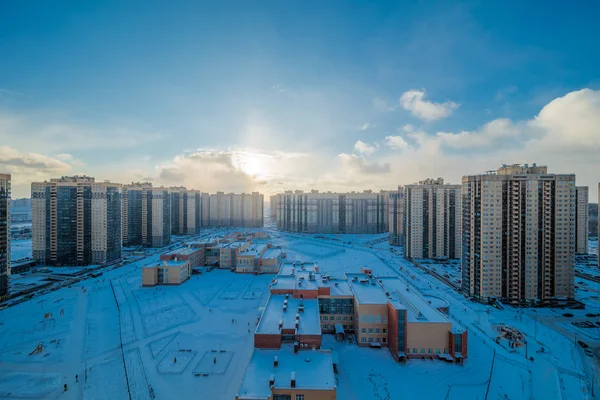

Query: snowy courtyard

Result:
[0,229,598,399]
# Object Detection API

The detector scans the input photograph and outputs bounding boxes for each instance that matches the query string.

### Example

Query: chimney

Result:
[290,372,296,388]
[273,356,279,367]
[269,374,275,387]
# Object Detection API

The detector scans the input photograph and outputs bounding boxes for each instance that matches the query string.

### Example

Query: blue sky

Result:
[1,1,600,199]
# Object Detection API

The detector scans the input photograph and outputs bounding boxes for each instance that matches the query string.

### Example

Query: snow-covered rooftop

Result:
[278,261,318,276]
[256,295,321,336]
[262,248,282,259]
[379,277,450,323]
[238,243,268,257]
[237,346,336,399]
[345,273,389,304]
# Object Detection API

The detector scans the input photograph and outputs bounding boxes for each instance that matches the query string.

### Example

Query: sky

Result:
[1,0,600,200]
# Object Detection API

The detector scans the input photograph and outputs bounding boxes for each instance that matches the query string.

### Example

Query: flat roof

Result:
[237,346,335,399]
[262,248,282,259]
[345,273,389,304]
[164,247,200,256]
[162,260,188,267]
[271,275,296,291]
[379,277,450,323]
[256,295,321,336]
[278,261,318,276]
[238,243,268,257]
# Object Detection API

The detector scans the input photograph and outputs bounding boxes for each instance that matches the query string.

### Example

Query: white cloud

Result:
[354,140,377,156]
[400,89,459,121]
[385,136,409,150]
[338,153,390,175]
[373,97,395,112]
[402,124,415,132]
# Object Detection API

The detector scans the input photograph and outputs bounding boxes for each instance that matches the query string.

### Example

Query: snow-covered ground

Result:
[1,229,598,399]
[10,239,32,261]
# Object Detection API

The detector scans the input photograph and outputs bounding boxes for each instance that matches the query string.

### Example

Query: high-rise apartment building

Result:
[388,187,405,246]
[0,174,10,298]
[274,190,389,234]
[122,182,152,247]
[404,179,462,260]
[123,183,174,247]
[32,176,122,266]
[575,186,588,254]
[206,192,263,228]
[462,164,575,305]
[186,190,202,235]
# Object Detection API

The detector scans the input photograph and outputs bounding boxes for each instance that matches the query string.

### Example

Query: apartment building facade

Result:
[0,174,10,298]
[32,176,122,266]
[206,192,264,228]
[462,164,576,305]
[404,179,462,260]
[388,187,405,246]
[274,190,389,234]
[575,186,588,254]
[123,183,171,248]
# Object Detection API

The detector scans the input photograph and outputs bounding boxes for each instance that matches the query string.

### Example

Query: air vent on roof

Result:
[269,374,275,387]
[291,372,296,388]
[273,356,279,367]
[298,305,304,313]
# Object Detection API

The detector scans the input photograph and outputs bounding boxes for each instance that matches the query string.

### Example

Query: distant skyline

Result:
[1,1,600,200]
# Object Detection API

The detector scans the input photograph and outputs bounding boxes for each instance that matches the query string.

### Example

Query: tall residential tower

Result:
[404,179,462,260]
[575,186,588,254]
[32,176,122,266]
[123,183,171,248]
[0,174,10,298]
[462,164,575,305]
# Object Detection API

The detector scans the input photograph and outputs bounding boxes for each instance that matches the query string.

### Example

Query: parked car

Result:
[577,340,589,349]
[584,348,594,357]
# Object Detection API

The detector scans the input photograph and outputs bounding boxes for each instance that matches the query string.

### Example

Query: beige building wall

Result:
[576,186,588,254]
[142,267,158,286]
[354,302,389,345]
[405,322,452,356]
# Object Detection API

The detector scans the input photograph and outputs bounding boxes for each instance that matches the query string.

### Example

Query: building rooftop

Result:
[345,273,389,304]
[238,243,268,257]
[261,248,282,259]
[256,295,321,336]
[163,247,201,256]
[379,277,450,323]
[237,346,335,399]
[162,259,189,267]
[278,261,318,276]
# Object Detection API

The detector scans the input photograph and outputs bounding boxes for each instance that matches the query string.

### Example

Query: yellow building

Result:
[142,259,191,286]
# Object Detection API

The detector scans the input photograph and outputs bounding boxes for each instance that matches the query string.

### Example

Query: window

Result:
[368,328,373,333]
[383,328,387,334]
[382,337,387,343]
[375,328,380,333]
[421,349,425,354]
[361,337,366,343]
[361,328,366,333]
[296,395,305,400]
[361,315,366,323]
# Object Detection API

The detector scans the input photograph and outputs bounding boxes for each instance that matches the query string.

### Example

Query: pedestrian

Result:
[75,374,78,383]
[64,384,68,392]
[174,357,177,363]
[213,357,217,364]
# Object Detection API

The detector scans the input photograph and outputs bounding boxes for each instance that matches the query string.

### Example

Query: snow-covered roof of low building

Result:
[278,261,318,276]
[237,346,336,399]
[163,259,189,267]
[238,243,268,257]
[345,273,389,304]
[379,277,450,323]
[256,295,321,336]
[262,248,282,259]
[270,275,295,291]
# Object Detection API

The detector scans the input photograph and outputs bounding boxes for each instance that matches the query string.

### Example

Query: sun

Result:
[236,152,270,178]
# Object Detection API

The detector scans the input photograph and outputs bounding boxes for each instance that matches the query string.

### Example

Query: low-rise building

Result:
[142,259,191,286]
[255,294,322,350]
[265,262,467,363]
[160,246,204,268]
[236,346,336,400]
